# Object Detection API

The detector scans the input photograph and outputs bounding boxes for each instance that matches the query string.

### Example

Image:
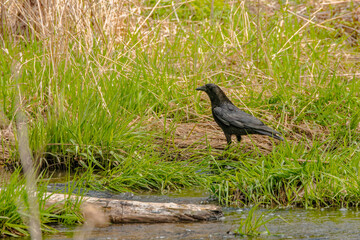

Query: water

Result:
[43,206,360,239]
[3,171,360,239]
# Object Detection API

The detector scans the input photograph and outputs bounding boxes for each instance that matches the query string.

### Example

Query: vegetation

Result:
[234,203,279,237]
[0,0,360,236]
[0,170,84,237]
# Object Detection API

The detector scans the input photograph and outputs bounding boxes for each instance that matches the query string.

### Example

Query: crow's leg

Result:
[236,135,242,143]
[225,133,232,145]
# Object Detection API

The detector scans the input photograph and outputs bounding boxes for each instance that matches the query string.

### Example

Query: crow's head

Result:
[196,83,232,107]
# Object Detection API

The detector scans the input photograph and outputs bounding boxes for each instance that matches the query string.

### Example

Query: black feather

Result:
[196,83,284,145]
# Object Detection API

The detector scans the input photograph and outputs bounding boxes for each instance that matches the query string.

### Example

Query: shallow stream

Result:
[46,183,360,240]
[3,171,360,239]
[45,207,360,239]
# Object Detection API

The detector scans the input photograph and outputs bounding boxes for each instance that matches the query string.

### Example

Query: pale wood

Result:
[46,193,223,223]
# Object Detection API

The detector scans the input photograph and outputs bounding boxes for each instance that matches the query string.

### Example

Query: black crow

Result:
[196,83,283,144]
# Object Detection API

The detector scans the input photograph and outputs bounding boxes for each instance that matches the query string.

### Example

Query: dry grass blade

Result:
[14,62,42,240]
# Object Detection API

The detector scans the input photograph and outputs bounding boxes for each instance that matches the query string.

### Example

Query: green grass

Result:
[210,140,360,207]
[1,1,360,236]
[81,151,211,193]
[0,170,84,237]
[234,203,279,237]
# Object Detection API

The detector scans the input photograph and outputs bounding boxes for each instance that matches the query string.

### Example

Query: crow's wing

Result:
[213,105,263,128]
[213,104,282,136]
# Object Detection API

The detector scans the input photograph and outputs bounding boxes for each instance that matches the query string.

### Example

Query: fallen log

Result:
[46,193,223,224]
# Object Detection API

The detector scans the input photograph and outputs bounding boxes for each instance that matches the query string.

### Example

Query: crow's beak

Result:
[196,85,206,91]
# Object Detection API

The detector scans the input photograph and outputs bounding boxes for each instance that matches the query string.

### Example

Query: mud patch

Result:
[152,120,287,161]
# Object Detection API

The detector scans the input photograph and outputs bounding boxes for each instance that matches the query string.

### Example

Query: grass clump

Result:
[234,203,279,237]
[210,140,360,207]
[0,170,84,237]
[85,152,211,193]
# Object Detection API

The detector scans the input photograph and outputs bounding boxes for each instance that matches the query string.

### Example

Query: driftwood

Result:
[46,193,223,224]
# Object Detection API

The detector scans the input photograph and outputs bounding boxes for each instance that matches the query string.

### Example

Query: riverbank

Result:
[1,0,360,237]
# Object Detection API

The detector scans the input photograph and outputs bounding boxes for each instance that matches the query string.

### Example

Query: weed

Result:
[234,203,280,237]
[0,170,85,237]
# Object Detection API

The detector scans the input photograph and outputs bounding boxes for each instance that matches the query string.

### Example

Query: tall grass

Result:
[0,0,359,211]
